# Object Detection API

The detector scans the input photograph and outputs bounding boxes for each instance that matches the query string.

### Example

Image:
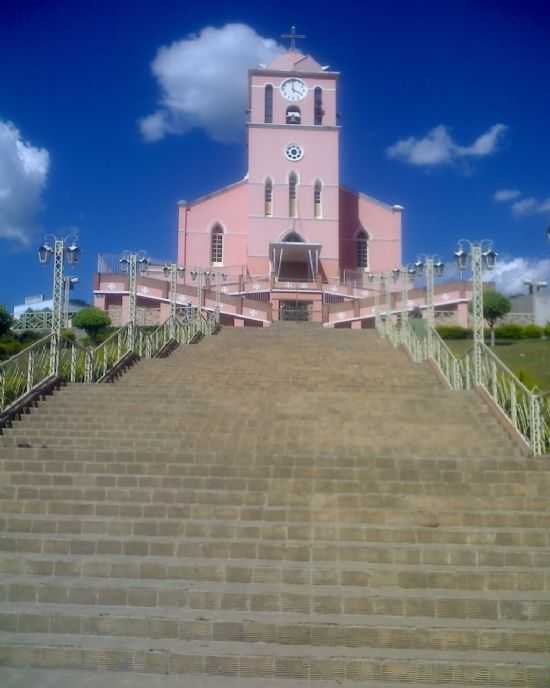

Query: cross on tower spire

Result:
[281,25,306,52]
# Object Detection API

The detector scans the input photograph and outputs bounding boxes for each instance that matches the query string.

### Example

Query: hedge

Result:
[435,325,472,340]
[493,324,524,340]
[522,324,544,339]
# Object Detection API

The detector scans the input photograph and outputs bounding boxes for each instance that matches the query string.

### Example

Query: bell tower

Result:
[246,30,341,280]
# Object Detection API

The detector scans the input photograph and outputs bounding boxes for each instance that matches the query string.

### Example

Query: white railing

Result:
[0,334,56,414]
[12,311,53,332]
[1,309,217,417]
[137,310,216,359]
[380,317,549,456]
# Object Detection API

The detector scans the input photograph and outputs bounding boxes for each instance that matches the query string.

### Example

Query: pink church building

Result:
[94,39,471,327]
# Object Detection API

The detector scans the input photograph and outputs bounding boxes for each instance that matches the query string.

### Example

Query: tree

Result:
[0,305,13,337]
[72,307,111,344]
[483,290,511,346]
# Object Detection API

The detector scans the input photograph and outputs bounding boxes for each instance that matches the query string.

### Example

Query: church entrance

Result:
[279,300,312,321]
[270,235,321,284]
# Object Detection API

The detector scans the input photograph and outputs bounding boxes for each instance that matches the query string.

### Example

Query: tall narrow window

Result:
[264,85,273,124]
[211,224,224,265]
[356,230,368,269]
[314,179,322,219]
[265,178,273,216]
[289,172,298,218]
[314,87,323,125]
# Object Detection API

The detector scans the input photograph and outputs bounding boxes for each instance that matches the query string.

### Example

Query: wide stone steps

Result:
[3,488,549,518]
[2,514,550,546]
[1,326,548,684]
[0,446,542,471]
[2,604,549,653]
[3,573,549,620]
[4,472,549,498]
[2,532,549,569]
[0,632,547,685]
[3,500,550,531]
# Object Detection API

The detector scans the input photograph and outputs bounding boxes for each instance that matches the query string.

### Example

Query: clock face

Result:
[280,78,308,102]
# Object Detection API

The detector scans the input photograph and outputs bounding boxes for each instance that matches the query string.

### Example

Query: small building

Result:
[507,292,550,326]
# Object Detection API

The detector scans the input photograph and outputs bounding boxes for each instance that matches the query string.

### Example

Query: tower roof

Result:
[266,51,324,73]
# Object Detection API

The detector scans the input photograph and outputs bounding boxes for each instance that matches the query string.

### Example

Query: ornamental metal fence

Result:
[380,316,549,456]
[0,309,217,418]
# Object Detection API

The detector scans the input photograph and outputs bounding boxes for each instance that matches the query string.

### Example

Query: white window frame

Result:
[211,225,224,266]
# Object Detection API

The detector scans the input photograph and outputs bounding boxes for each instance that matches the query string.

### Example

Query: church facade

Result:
[94,38,471,327]
[178,48,403,287]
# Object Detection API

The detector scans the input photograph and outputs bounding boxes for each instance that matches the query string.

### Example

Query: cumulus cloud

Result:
[512,197,539,215]
[487,257,550,296]
[386,124,507,167]
[140,23,284,143]
[0,120,49,244]
[494,189,521,202]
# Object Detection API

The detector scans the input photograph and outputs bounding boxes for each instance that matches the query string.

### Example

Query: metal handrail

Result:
[379,317,549,455]
[0,333,55,413]
[0,308,218,414]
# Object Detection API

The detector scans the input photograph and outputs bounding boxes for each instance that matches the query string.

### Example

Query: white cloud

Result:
[512,197,538,215]
[140,23,284,143]
[486,257,550,295]
[494,189,521,202]
[386,123,507,167]
[511,196,550,216]
[0,120,49,245]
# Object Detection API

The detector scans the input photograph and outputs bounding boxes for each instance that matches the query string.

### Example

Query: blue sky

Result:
[1,0,549,309]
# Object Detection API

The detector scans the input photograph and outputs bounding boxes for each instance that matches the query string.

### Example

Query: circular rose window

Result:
[285,143,304,161]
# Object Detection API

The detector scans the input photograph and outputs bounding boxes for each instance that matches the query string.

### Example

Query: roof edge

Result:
[340,185,403,213]
[179,178,247,209]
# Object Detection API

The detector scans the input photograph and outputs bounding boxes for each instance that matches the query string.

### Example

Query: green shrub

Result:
[544,322,550,338]
[522,324,543,339]
[0,305,13,337]
[494,323,524,340]
[72,307,111,344]
[61,330,76,343]
[435,325,472,340]
[0,337,23,360]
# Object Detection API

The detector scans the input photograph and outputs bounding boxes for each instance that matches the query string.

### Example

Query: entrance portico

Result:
[270,238,322,282]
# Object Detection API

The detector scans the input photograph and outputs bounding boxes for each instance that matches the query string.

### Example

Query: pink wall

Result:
[178,182,248,270]
[339,188,402,273]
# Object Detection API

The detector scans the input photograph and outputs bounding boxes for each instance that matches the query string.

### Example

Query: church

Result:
[94,31,470,327]
[178,34,402,284]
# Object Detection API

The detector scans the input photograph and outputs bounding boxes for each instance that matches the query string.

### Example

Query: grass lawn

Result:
[446,338,550,391]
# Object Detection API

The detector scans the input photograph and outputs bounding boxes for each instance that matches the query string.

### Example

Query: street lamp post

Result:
[454,240,497,386]
[119,251,149,350]
[63,276,79,328]
[399,265,418,327]
[162,263,186,337]
[210,271,228,322]
[38,233,80,375]
[414,256,445,357]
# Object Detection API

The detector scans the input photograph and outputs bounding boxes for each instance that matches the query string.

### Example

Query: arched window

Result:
[286,105,301,125]
[314,179,322,219]
[264,178,273,217]
[211,224,224,265]
[289,172,298,218]
[356,230,368,269]
[264,85,273,124]
[314,87,323,125]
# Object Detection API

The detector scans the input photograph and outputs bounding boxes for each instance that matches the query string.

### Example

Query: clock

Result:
[280,78,308,102]
[285,143,304,161]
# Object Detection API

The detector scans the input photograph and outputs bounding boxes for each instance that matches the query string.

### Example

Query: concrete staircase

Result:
[0,324,549,687]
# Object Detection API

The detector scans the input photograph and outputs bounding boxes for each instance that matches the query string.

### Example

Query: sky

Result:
[1,0,549,310]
